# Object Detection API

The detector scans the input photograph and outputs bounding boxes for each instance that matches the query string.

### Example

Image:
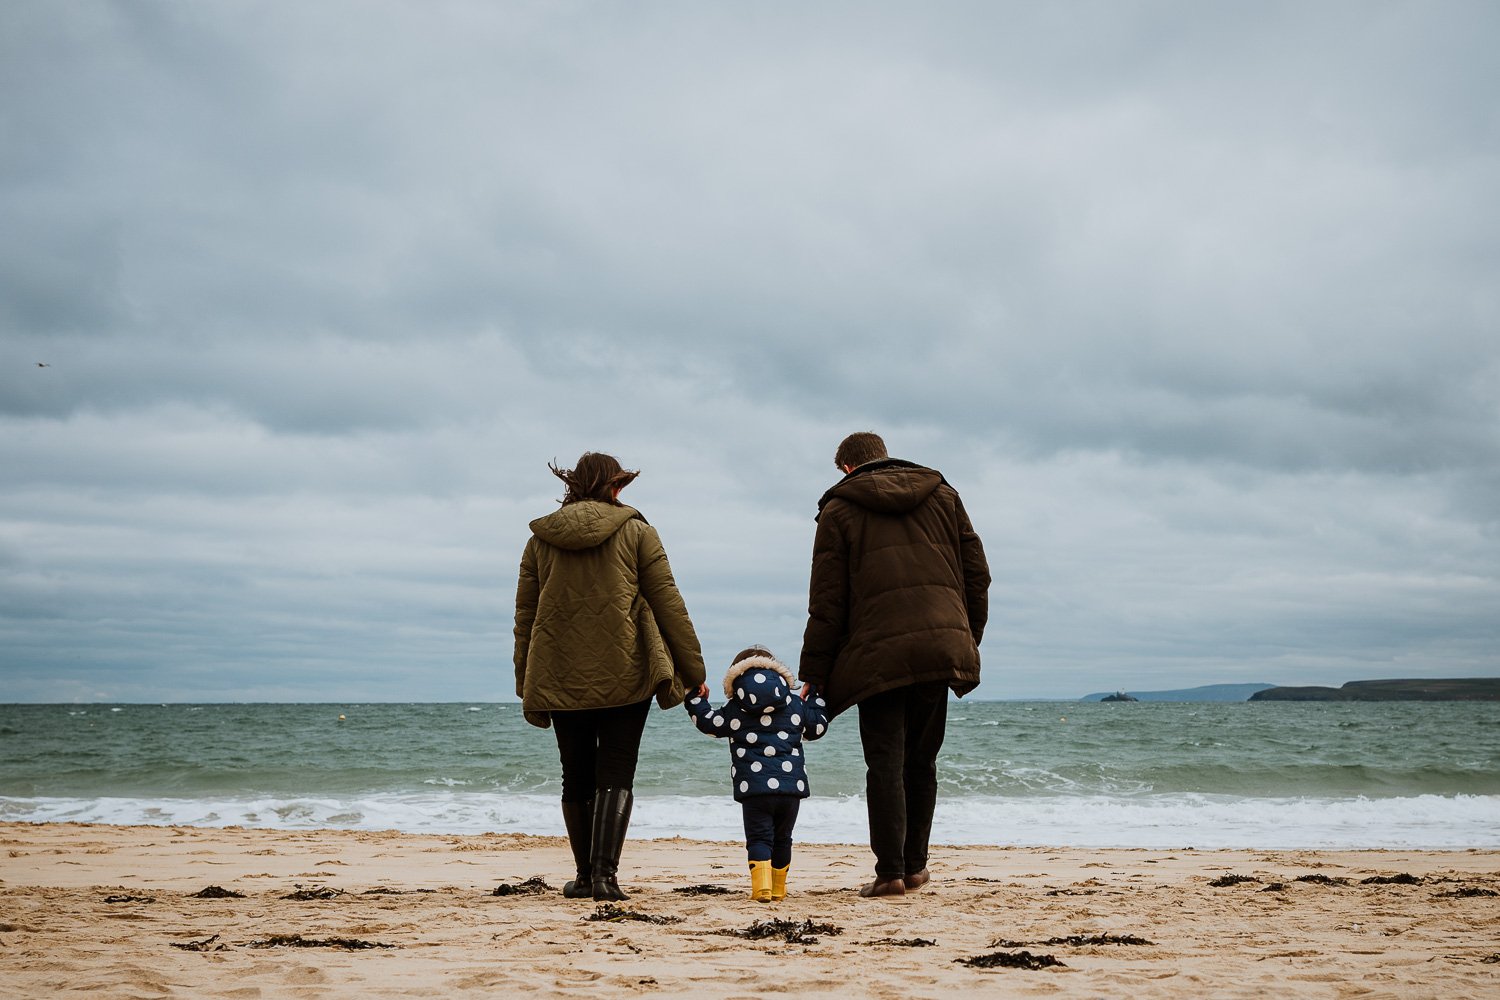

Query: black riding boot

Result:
[560,799,593,898]
[589,787,633,902]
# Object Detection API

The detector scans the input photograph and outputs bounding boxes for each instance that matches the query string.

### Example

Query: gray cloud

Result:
[2,1,1497,701]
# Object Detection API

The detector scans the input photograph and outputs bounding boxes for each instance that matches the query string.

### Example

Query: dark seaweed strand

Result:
[955,950,1066,970]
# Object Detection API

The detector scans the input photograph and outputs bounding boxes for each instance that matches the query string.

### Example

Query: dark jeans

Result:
[742,795,800,868]
[857,680,949,878]
[551,699,651,803]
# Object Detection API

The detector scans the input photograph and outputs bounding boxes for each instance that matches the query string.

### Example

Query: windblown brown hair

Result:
[834,431,888,471]
[549,452,640,506]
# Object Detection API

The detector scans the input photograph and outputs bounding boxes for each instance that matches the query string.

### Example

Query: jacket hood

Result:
[722,654,798,710]
[816,459,947,518]
[529,501,644,551]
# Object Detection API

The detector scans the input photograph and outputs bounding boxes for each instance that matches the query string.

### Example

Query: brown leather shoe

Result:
[858,876,906,898]
[903,868,931,891]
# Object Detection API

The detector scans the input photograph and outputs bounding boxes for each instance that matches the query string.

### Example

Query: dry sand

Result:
[2,821,1497,998]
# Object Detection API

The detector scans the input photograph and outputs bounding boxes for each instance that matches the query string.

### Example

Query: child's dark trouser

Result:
[742,795,800,868]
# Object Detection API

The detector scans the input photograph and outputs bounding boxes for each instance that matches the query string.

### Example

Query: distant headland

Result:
[1079,683,1274,703]
[1078,679,1500,703]
[1249,678,1500,702]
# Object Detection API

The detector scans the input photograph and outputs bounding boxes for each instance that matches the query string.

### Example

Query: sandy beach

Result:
[1,822,1497,998]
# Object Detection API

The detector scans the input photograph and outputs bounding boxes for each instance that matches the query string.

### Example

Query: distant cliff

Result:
[1080,683,1274,702]
[1249,678,1500,702]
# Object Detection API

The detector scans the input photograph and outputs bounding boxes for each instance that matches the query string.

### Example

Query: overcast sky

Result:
[2,1,1497,703]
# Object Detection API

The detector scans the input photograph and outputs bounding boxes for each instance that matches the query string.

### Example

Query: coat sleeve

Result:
[796,691,830,741]
[954,495,991,645]
[637,525,708,691]
[684,695,732,738]
[797,509,848,688]
[513,538,539,698]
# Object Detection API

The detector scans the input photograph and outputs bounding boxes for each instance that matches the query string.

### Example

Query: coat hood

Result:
[529,501,644,551]
[816,459,947,518]
[722,654,798,710]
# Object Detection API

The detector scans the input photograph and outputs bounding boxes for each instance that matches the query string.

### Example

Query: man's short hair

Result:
[835,432,888,470]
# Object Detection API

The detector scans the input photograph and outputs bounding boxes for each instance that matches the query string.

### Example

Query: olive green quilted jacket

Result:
[514,501,706,728]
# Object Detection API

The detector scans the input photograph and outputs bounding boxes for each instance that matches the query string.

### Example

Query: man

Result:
[798,431,990,898]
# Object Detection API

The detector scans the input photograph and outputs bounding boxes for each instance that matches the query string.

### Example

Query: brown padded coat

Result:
[514,501,707,728]
[797,459,990,719]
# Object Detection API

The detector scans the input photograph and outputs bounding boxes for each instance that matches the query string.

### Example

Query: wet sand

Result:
[2,822,1497,998]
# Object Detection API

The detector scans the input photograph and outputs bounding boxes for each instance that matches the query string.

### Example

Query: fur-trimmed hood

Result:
[722,654,798,707]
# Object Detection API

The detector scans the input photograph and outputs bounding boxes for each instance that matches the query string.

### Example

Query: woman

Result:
[514,452,706,901]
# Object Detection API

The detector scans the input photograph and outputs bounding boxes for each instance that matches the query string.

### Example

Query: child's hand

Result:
[693,682,710,699]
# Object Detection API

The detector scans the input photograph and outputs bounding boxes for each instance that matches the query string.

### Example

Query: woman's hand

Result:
[694,682,710,699]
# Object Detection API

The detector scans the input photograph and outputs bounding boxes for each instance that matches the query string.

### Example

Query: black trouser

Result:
[857,681,948,878]
[742,795,800,867]
[551,699,651,803]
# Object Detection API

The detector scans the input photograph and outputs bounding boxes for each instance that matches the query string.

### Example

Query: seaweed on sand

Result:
[716,918,844,945]
[103,894,156,904]
[246,934,394,950]
[863,937,936,947]
[1208,874,1260,887]
[1360,873,1423,885]
[586,904,682,925]
[1294,874,1350,886]
[672,884,733,895]
[170,935,227,952]
[189,886,245,899]
[955,950,1066,970]
[492,877,554,896]
[282,885,346,900]
[1042,933,1153,947]
[1435,886,1499,898]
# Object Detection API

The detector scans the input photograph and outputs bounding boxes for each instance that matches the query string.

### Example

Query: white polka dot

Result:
[712,715,724,727]
[690,697,702,705]
[797,780,805,792]
[790,714,801,725]
[777,731,789,740]
[737,688,744,699]
[760,714,774,726]
[815,723,825,735]
[751,761,762,772]
[772,686,782,699]
[763,746,776,757]
[767,778,779,789]
[781,761,793,772]
[754,673,766,683]
[746,732,758,744]
[748,692,758,705]
[736,747,746,757]
[815,697,826,706]
[730,718,741,731]
[739,781,749,793]
[791,748,800,756]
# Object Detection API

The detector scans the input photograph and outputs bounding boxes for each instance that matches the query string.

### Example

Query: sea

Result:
[2,701,1498,851]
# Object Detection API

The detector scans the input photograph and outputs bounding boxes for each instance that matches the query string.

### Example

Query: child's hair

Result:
[731,645,774,665]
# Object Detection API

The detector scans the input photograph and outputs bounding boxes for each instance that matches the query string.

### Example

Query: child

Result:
[685,645,829,902]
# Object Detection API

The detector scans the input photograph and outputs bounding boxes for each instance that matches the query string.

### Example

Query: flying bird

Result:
[36,362,49,367]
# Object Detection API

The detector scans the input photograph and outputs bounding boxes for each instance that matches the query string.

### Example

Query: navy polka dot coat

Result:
[685,654,830,802]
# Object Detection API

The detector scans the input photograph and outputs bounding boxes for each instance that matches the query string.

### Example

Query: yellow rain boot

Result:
[749,860,773,903]
[771,865,789,901]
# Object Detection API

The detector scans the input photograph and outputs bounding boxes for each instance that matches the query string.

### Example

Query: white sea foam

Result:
[3,792,1498,850]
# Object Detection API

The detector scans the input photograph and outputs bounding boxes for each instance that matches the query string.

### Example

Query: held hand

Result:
[694,682,710,699]
[800,682,812,700]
